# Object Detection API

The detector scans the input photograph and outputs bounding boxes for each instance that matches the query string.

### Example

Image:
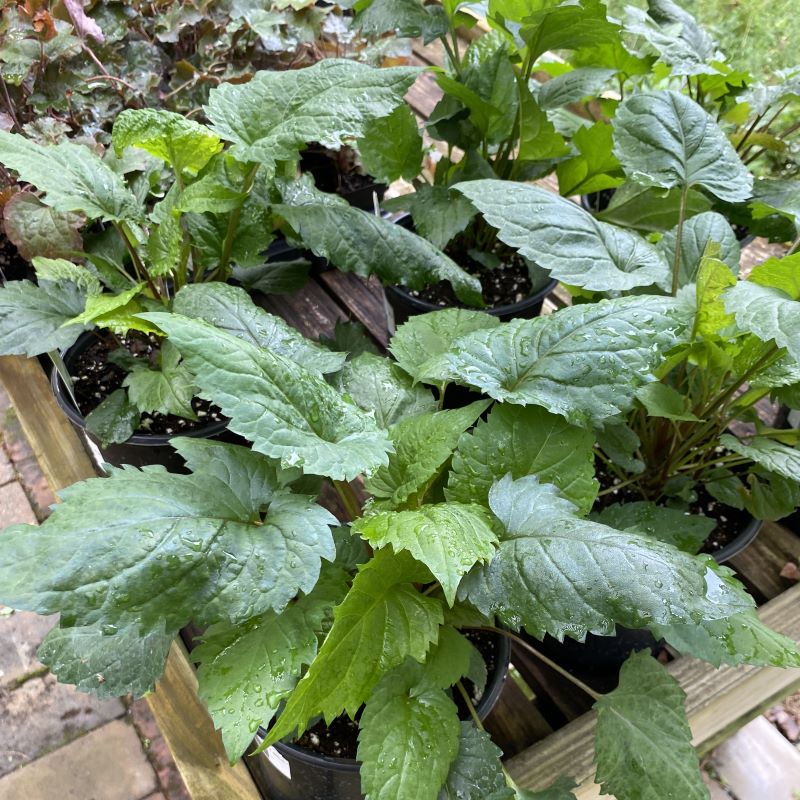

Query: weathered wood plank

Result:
[318,271,390,347]
[253,280,346,341]
[729,521,800,604]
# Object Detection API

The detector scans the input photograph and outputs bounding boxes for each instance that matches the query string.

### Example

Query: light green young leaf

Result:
[206,60,420,170]
[173,283,345,375]
[460,476,754,640]
[195,565,349,762]
[140,313,391,481]
[354,503,498,605]
[390,185,477,251]
[596,183,712,233]
[748,253,800,298]
[3,193,83,261]
[594,651,707,800]
[334,352,438,429]
[444,295,686,427]
[390,308,500,386]
[84,388,141,447]
[112,109,222,177]
[66,284,143,327]
[455,180,669,292]
[38,618,173,700]
[366,401,490,509]
[261,549,443,746]
[358,106,423,184]
[556,120,624,196]
[274,200,483,306]
[536,68,615,110]
[719,434,800,482]
[0,131,140,220]
[359,669,461,800]
[0,279,87,356]
[635,382,700,422]
[124,343,197,420]
[613,91,753,203]
[33,257,101,296]
[694,247,738,338]
[447,404,598,515]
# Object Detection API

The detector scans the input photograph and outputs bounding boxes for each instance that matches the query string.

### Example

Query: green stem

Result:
[735,111,765,154]
[596,475,646,498]
[456,681,484,730]
[333,479,362,521]
[113,221,163,303]
[671,184,689,296]
[218,163,259,281]
[786,232,800,256]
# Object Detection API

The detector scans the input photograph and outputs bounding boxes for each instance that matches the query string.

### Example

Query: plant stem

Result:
[113,222,163,302]
[217,164,259,280]
[735,111,765,154]
[596,475,645,497]
[455,681,484,729]
[333,479,362,521]
[787,232,800,256]
[671,184,689,296]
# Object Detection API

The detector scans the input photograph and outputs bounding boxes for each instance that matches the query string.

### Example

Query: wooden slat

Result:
[318,271,391,347]
[0,354,261,800]
[505,582,800,797]
[253,279,346,340]
[729,521,800,604]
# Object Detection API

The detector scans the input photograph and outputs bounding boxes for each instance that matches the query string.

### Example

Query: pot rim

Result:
[712,515,763,564]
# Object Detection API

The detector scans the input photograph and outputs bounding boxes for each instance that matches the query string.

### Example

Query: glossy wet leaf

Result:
[358,105,423,184]
[84,388,140,447]
[3,194,83,262]
[719,435,800,482]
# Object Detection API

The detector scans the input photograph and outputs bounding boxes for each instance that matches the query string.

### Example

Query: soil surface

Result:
[0,235,33,284]
[68,332,223,435]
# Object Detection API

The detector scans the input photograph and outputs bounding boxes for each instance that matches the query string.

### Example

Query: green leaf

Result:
[66,284,144,328]
[206,60,420,172]
[0,464,337,631]
[0,279,87,357]
[233,258,311,295]
[262,549,444,745]
[354,503,498,605]
[390,185,477,251]
[390,308,500,386]
[33,257,101,296]
[515,776,578,800]
[694,249,738,338]
[635,383,700,422]
[84,389,141,447]
[359,668,461,800]
[112,109,222,177]
[590,501,713,554]
[334,352,438,429]
[0,131,140,221]
[460,475,753,640]
[38,618,173,700]
[516,78,570,162]
[537,68,615,110]
[748,253,800,298]
[456,180,668,292]
[3,193,83,262]
[423,627,484,692]
[447,404,598,516]
[358,106,423,184]
[274,199,483,306]
[613,91,753,203]
[124,343,196,420]
[438,722,515,800]
[556,120,624,196]
[593,651,707,800]
[443,295,686,427]
[366,401,490,509]
[140,313,391,481]
[596,184,712,233]
[719,434,800,482]
[172,283,344,375]
[195,565,349,761]
[356,0,449,44]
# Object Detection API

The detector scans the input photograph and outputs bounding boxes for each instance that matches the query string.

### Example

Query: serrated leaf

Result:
[355,503,497,605]
[173,283,344,375]
[112,108,222,177]
[140,313,391,481]
[334,352,438,429]
[206,60,420,171]
[33,257,101,296]
[274,199,483,306]
[517,78,570,161]
[596,183,712,233]
[438,722,515,800]
[358,106,423,184]
[0,131,140,221]
[537,68,615,110]
[556,120,624,197]
[366,401,490,509]
[3,193,83,261]
[0,464,337,632]
[359,669,460,800]
[124,353,196,420]
[390,308,500,386]
[447,404,597,515]
[195,565,349,761]
[147,209,182,277]
[613,91,753,203]
[635,382,700,422]
[0,279,87,356]
[460,475,754,640]
[357,0,449,44]
[443,295,686,427]
[719,434,800,482]
[747,253,800,298]
[422,627,483,692]
[594,651,706,800]
[392,185,477,251]
[456,180,668,292]
[66,284,144,327]
[84,388,141,447]
[694,250,738,338]
[38,618,173,699]
[262,549,444,745]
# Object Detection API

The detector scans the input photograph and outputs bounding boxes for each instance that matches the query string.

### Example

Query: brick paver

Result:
[0,481,36,526]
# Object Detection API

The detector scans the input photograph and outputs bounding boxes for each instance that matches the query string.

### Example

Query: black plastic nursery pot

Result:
[299,146,387,212]
[246,632,512,800]
[51,332,231,472]
[712,515,763,563]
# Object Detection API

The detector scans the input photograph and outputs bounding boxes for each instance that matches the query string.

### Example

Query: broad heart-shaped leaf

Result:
[460,476,754,640]
[261,549,444,746]
[354,503,498,605]
[438,722,515,800]
[358,105,423,184]
[594,651,707,800]
[3,193,83,261]
[205,60,420,171]
[140,313,391,481]
[719,435,800,482]
[85,389,140,448]
[195,565,349,762]
[447,404,598,516]
[365,401,490,510]
[37,617,174,700]
[657,211,740,288]
[359,668,461,800]
[612,91,753,203]
[455,180,669,292]
[112,108,222,177]
[0,465,337,632]
[334,352,437,429]
[443,295,687,427]
[0,131,140,221]
[390,309,500,386]
[173,283,344,375]
[274,200,483,306]
[536,68,616,111]
[0,279,87,356]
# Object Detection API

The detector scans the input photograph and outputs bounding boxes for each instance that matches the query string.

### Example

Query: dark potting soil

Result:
[0,235,33,284]
[582,188,616,214]
[299,143,379,198]
[70,332,224,435]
